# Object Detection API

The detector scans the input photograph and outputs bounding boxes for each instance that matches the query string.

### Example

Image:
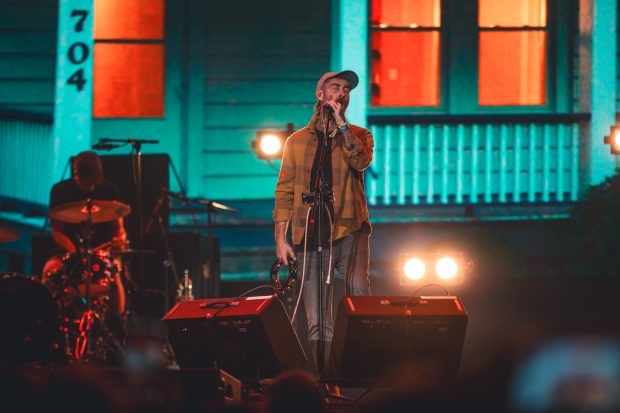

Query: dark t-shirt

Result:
[297,130,335,252]
[50,179,122,248]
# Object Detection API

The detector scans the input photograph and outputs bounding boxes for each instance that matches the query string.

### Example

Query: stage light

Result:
[435,256,458,280]
[603,126,620,155]
[433,252,464,284]
[252,123,294,160]
[403,257,427,281]
[259,134,282,156]
[399,254,430,286]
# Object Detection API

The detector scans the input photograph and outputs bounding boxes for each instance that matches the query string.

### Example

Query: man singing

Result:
[273,70,373,370]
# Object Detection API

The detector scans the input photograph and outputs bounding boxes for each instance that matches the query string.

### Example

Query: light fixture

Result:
[435,255,460,281]
[403,256,427,281]
[399,254,430,285]
[603,126,620,155]
[399,252,465,286]
[252,123,294,160]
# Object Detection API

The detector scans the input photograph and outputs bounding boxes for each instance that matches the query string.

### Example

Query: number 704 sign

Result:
[65,9,91,92]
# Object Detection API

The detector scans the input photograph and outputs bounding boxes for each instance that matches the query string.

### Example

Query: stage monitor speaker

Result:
[163,295,307,380]
[326,295,468,383]
[100,154,170,243]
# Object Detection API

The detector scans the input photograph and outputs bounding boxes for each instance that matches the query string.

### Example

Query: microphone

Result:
[323,104,334,118]
[92,143,120,150]
[322,98,345,118]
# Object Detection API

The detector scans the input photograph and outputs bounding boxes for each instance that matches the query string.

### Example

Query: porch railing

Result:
[366,114,588,207]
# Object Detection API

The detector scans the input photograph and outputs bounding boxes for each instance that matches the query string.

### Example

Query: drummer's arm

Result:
[111,218,128,250]
[50,218,77,253]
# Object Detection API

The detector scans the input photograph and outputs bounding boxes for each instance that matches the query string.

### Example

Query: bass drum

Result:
[0,274,65,365]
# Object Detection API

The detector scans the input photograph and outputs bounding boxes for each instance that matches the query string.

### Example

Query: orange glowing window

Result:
[93,0,165,118]
[479,0,546,27]
[93,44,164,118]
[371,32,440,107]
[370,0,441,107]
[371,0,440,28]
[479,32,546,106]
[94,0,164,40]
[478,0,547,106]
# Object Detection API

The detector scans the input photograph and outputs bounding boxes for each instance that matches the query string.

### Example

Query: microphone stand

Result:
[305,106,334,377]
[99,138,159,282]
[145,193,179,312]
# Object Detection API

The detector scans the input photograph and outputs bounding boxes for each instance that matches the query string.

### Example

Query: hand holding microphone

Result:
[323,98,345,125]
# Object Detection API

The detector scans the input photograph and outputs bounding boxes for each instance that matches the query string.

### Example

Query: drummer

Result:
[42,151,127,315]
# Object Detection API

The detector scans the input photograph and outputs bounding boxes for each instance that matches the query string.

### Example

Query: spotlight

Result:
[603,126,620,155]
[252,123,294,160]
[435,256,459,280]
[404,257,427,281]
[434,252,464,284]
[399,254,430,285]
[259,134,283,156]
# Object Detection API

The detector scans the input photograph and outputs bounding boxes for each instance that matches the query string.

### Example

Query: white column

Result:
[588,0,618,185]
[52,0,94,181]
[333,0,368,128]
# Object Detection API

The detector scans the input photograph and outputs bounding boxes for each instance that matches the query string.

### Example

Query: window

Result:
[369,0,556,111]
[92,0,165,118]
[370,0,441,107]
[478,0,547,105]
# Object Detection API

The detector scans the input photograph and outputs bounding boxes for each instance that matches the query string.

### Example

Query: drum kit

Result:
[1,189,238,366]
[43,199,134,363]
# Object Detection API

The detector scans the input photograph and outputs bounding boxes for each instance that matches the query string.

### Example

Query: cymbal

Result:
[50,200,131,224]
[0,225,19,243]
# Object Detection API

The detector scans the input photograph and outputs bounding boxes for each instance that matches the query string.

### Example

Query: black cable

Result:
[207,284,278,319]
[167,156,187,196]
[411,283,451,297]
[266,159,281,173]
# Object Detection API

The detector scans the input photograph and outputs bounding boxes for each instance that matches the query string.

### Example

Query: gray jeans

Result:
[297,229,371,342]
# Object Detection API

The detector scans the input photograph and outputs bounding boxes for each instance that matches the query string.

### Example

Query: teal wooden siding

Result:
[199,0,330,200]
[0,116,53,205]
[0,0,57,115]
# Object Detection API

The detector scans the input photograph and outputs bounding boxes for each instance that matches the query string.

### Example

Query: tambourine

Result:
[270,259,298,293]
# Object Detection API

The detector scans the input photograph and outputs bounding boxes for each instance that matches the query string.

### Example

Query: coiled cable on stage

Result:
[291,206,313,322]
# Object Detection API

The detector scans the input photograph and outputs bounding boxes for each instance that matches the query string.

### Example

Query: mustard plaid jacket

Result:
[273,115,374,245]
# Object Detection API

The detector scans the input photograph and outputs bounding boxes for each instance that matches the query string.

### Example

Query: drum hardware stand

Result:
[81,198,95,358]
